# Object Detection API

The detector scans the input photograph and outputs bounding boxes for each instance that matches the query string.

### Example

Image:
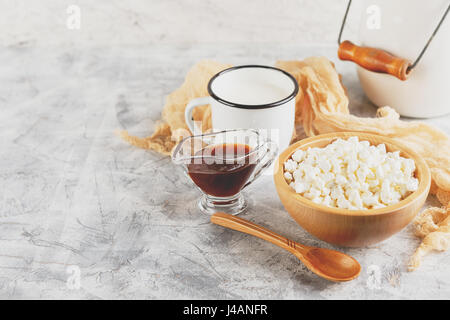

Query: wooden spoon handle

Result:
[211,212,306,255]
[338,40,411,80]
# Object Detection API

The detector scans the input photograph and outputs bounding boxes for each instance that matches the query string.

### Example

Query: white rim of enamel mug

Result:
[207,65,299,109]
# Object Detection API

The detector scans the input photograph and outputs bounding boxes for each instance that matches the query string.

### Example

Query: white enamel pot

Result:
[355,0,450,118]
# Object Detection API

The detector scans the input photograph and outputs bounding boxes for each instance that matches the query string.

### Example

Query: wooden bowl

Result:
[274,132,431,247]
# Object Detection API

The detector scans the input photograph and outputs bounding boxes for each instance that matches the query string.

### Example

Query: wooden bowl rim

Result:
[274,132,431,217]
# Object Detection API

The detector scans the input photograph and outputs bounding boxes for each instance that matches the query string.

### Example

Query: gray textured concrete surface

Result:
[0,1,449,299]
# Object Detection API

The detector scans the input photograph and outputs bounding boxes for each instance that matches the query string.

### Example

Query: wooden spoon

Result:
[211,212,361,282]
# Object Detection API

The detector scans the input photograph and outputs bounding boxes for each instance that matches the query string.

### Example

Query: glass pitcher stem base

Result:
[198,193,247,216]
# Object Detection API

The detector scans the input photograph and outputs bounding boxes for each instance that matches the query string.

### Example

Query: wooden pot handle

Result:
[338,40,411,81]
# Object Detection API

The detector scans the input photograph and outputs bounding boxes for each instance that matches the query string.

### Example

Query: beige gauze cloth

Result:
[119,61,232,155]
[119,57,450,270]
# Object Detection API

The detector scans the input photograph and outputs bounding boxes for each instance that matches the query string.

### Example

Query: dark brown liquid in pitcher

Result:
[187,143,256,197]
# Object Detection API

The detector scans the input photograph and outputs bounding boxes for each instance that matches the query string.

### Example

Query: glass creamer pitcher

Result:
[172,129,277,215]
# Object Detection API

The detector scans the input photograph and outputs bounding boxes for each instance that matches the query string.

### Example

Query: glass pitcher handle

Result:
[242,140,278,190]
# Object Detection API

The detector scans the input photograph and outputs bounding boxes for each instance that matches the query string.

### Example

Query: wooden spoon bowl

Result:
[274,132,431,247]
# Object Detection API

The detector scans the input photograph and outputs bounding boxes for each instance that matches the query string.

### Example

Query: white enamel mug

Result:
[184,65,299,153]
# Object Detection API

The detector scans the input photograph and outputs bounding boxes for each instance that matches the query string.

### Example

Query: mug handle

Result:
[184,97,210,135]
[242,140,278,190]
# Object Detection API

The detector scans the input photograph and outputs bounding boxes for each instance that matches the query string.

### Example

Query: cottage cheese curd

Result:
[283,137,419,210]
